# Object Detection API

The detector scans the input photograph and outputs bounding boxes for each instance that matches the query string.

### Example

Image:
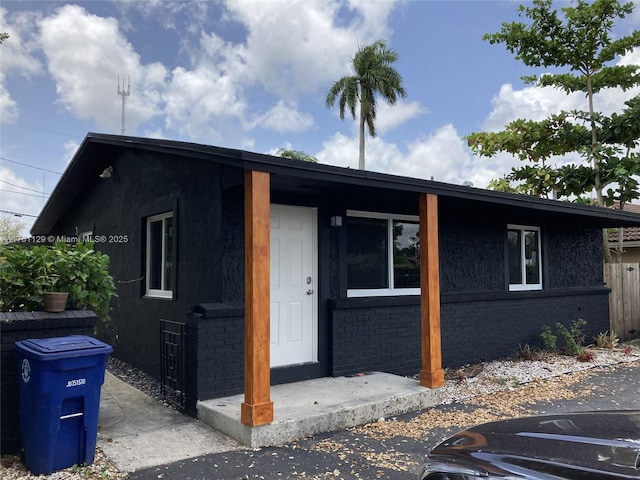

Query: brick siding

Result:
[330,288,610,377]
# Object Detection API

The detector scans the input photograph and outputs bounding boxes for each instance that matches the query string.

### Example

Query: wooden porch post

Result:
[419,193,445,388]
[241,170,274,426]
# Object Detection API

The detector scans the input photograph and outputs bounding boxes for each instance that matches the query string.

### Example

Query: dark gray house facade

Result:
[31,133,640,418]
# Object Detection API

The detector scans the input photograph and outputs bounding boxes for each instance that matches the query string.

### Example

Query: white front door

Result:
[270,204,317,367]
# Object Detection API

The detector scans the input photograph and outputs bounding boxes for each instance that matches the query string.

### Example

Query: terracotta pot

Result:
[43,292,69,312]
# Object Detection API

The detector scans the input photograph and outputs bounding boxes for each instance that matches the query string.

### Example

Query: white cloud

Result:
[0,7,44,124]
[163,63,246,141]
[483,46,640,132]
[6,0,404,147]
[376,99,427,135]
[400,124,473,183]
[346,0,397,41]
[141,128,166,140]
[0,72,19,124]
[0,8,43,76]
[0,166,46,233]
[157,0,397,144]
[317,124,482,186]
[618,46,640,67]
[470,46,640,192]
[317,132,359,169]
[63,140,80,168]
[324,98,428,144]
[221,0,398,99]
[249,100,314,133]
[482,83,581,131]
[38,4,167,133]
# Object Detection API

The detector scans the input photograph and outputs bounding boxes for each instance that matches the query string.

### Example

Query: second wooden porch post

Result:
[241,170,274,426]
[419,193,445,388]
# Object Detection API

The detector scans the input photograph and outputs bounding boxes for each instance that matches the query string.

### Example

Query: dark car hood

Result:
[428,411,640,479]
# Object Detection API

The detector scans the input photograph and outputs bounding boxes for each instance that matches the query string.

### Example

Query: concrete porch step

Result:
[196,372,444,448]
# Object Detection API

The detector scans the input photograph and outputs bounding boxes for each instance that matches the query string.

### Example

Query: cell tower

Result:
[117,76,131,135]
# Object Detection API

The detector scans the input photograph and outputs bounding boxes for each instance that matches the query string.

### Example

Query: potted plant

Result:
[1,242,117,320]
[42,291,69,312]
[33,245,69,312]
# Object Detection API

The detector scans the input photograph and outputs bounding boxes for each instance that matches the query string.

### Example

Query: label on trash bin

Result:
[21,359,31,383]
[66,378,86,387]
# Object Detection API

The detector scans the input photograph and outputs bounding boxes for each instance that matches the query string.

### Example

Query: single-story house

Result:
[31,133,640,425]
[609,204,640,263]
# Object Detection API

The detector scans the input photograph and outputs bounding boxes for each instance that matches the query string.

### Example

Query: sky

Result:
[1,0,639,235]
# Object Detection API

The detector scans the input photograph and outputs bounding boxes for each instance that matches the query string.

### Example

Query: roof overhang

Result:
[31,133,640,234]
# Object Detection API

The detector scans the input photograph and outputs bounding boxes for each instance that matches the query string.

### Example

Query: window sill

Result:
[509,285,542,292]
[347,288,420,298]
[143,293,173,300]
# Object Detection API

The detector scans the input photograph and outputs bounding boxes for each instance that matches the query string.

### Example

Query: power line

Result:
[0,189,50,198]
[0,209,38,218]
[0,157,63,175]
[0,179,46,194]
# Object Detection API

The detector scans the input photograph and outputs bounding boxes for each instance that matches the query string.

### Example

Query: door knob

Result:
[306,289,314,295]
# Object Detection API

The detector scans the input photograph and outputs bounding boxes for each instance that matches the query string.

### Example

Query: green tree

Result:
[0,214,25,244]
[326,40,407,170]
[467,0,640,262]
[0,33,8,44]
[277,148,318,163]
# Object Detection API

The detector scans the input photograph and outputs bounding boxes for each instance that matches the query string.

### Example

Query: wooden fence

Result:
[604,262,640,341]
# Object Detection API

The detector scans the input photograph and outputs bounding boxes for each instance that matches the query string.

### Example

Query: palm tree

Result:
[326,39,407,170]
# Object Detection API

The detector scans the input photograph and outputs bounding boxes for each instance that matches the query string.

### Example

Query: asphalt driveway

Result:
[127,360,640,480]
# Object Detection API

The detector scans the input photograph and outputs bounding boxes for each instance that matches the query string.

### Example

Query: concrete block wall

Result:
[329,288,611,377]
[440,288,611,367]
[184,304,245,415]
[0,311,97,455]
[330,297,421,378]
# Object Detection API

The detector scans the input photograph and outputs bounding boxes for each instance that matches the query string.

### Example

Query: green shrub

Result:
[0,242,117,324]
[540,319,587,356]
[540,325,557,352]
[556,318,586,356]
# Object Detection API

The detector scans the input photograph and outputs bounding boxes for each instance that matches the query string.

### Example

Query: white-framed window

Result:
[146,212,173,298]
[507,224,542,291]
[346,210,420,297]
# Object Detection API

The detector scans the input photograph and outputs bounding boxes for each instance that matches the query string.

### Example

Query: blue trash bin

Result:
[15,335,113,475]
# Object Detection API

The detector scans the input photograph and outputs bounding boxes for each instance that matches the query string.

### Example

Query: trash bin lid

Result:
[15,335,113,360]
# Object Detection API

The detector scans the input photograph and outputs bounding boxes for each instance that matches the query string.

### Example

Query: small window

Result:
[346,211,420,297]
[146,212,173,298]
[508,225,541,291]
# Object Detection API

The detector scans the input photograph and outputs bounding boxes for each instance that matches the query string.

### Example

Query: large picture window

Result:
[146,212,173,298]
[346,211,420,297]
[507,224,542,291]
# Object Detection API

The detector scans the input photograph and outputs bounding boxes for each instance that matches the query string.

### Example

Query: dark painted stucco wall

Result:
[51,151,611,398]
[328,201,610,374]
[437,203,605,294]
[221,185,245,304]
[439,212,504,293]
[545,224,603,288]
[55,151,227,377]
